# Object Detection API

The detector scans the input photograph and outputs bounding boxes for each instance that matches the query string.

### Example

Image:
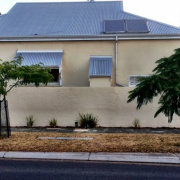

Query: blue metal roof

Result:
[0,1,180,37]
[89,56,112,78]
[16,51,63,68]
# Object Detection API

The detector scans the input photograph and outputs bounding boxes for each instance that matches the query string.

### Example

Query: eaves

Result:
[1,34,180,42]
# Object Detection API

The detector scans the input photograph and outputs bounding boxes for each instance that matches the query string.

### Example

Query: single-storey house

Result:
[0,0,180,127]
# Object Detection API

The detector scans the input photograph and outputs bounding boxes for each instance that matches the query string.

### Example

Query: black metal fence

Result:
[0,99,11,137]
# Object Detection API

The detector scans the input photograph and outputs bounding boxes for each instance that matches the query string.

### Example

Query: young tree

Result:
[0,56,53,136]
[127,48,180,123]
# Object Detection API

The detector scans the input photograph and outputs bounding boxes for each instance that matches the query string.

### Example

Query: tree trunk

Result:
[4,95,10,137]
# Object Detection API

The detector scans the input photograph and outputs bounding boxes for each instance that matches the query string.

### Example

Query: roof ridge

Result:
[122,11,180,31]
[15,1,122,4]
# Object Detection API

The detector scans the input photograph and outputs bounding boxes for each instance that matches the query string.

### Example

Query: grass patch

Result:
[0,132,180,153]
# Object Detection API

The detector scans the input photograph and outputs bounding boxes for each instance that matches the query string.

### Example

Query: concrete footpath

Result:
[0,152,180,164]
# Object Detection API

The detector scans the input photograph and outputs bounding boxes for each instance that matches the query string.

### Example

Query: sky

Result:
[0,0,180,27]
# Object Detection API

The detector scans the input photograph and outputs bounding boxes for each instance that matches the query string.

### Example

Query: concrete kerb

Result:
[3,152,89,161]
[1,152,180,164]
[0,152,6,158]
[89,153,180,164]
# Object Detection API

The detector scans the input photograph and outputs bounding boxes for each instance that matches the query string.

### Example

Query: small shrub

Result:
[26,115,35,127]
[49,118,57,128]
[78,113,98,128]
[133,118,140,129]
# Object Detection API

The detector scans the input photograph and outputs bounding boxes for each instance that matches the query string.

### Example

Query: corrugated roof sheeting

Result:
[0,1,180,37]
[89,56,112,78]
[0,1,123,36]
[120,11,180,34]
[16,51,63,67]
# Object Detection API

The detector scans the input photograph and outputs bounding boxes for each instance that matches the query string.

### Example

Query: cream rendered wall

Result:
[0,41,115,87]
[0,39,180,127]
[0,40,180,87]
[90,78,111,87]
[117,40,180,86]
[7,87,180,127]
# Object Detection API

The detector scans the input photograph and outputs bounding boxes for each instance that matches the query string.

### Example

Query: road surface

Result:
[0,159,180,180]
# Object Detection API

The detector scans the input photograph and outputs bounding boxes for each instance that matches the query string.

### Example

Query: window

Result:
[16,50,63,86]
[50,69,60,82]
[129,75,148,87]
[89,56,113,79]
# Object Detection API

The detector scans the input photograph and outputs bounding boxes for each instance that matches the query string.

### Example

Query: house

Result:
[0,1,180,127]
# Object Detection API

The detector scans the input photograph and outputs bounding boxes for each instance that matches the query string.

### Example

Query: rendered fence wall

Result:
[90,78,111,87]
[8,87,180,128]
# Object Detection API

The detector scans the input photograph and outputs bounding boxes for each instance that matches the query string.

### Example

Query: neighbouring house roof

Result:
[0,1,180,38]
[16,51,63,68]
[89,56,113,78]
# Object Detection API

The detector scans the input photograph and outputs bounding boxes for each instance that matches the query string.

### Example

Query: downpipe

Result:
[115,36,126,87]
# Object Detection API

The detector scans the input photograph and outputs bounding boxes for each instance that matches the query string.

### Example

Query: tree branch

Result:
[6,80,20,94]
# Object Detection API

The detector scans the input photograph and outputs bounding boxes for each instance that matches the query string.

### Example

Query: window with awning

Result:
[16,50,63,85]
[89,56,112,79]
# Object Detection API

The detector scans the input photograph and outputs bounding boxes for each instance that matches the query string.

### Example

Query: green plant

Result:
[133,118,140,129]
[0,56,53,137]
[127,48,180,123]
[26,115,35,127]
[78,113,98,128]
[49,118,57,128]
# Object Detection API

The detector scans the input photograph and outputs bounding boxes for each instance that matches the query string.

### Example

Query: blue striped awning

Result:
[16,51,63,68]
[89,56,112,78]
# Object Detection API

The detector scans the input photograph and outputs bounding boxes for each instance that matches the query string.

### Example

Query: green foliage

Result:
[127,48,180,123]
[49,118,57,128]
[26,115,35,127]
[0,56,53,96]
[78,113,98,128]
[133,119,140,129]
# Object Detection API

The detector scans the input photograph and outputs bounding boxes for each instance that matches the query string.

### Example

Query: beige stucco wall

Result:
[117,40,180,86]
[1,39,180,127]
[7,87,180,127]
[90,77,111,87]
[0,41,115,87]
[0,39,180,87]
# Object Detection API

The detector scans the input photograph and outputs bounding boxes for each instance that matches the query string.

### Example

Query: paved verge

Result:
[0,152,180,164]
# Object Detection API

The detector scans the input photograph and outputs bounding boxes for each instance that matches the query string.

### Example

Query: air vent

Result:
[129,75,149,87]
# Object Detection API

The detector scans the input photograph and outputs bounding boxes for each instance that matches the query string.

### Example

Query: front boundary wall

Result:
[8,87,180,128]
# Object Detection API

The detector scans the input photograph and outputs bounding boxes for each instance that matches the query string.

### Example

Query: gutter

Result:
[115,36,126,87]
[1,34,180,41]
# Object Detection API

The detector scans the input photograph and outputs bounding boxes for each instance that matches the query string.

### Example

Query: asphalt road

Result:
[0,159,180,180]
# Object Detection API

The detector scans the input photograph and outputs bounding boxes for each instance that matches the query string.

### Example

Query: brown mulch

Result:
[0,132,180,153]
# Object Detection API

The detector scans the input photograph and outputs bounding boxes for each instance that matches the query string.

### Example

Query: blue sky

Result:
[0,0,180,27]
